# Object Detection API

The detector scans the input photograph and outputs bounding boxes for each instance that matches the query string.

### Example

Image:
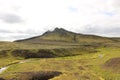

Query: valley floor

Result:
[0,47,120,80]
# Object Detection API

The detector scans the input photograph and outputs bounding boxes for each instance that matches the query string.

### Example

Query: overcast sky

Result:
[0,0,120,41]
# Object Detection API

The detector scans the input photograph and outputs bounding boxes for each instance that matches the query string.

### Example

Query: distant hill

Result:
[110,38,120,42]
[15,28,117,43]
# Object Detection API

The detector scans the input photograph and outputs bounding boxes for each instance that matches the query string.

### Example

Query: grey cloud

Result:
[0,28,42,41]
[0,33,34,41]
[112,0,120,12]
[103,27,120,33]
[100,11,115,17]
[82,25,120,37]
[0,29,13,33]
[0,13,23,23]
[113,0,120,7]
[0,29,42,41]
[10,35,31,40]
[16,29,41,35]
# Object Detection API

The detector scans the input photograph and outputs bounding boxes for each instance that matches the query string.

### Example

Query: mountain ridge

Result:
[15,27,119,43]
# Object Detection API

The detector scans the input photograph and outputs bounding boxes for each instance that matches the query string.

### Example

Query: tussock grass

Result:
[0,41,120,80]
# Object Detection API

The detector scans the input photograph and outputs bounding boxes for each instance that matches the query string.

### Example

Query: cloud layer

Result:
[0,13,23,23]
[0,0,120,41]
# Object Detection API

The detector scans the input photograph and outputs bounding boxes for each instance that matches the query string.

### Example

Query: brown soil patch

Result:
[104,57,120,69]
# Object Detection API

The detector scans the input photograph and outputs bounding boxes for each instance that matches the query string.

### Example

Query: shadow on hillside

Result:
[0,78,5,80]
[29,71,62,80]
[0,71,62,80]
[10,71,62,80]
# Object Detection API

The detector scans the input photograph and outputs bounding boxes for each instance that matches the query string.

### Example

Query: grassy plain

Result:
[0,41,120,80]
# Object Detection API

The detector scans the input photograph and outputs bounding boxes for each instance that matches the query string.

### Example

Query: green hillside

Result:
[0,28,120,80]
[15,28,115,44]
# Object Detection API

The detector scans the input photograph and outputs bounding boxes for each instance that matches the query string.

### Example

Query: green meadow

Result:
[0,41,120,80]
[0,28,120,80]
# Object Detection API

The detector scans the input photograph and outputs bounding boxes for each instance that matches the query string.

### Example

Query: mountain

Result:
[15,28,116,43]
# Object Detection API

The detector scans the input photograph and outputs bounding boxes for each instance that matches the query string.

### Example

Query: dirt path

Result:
[0,67,8,74]
[0,59,30,74]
